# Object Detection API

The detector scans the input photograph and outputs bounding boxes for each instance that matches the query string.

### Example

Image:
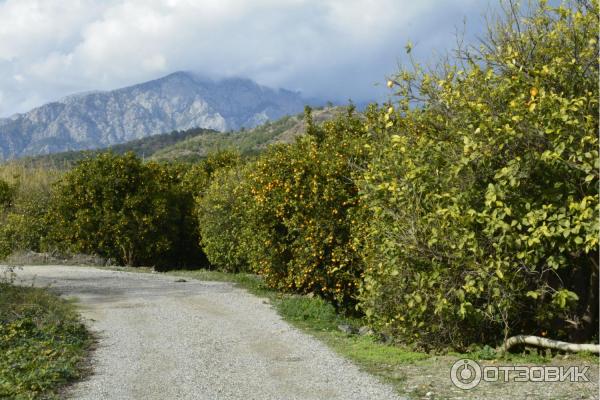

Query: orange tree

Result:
[239,107,370,307]
[48,152,204,268]
[195,163,252,273]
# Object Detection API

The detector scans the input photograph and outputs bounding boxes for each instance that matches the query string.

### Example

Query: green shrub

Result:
[180,149,241,196]
[148,161,208,269]
[0,274,90,399]
[357,0,599,349]
[196,165,251,272]
[0,168,58,260]
[0,194,51,259]
[48,152,204,268]
[0,179,13,210]
[239,108,370,306]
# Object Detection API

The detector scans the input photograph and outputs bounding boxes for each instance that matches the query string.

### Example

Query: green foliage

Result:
[151,107,343,162]
[357,0,599,349]
[149,162,208,270]
[0,273,90,399]
[0,179,13,210]
[0,166,60,260]
[181,149,242,197]
[238,108,369,306]
[196,165,251,272]
[48,152,204,268]
[0,195,52,260]
[0,1,596,356]
[0,179,15,259]
[278,295,340,328]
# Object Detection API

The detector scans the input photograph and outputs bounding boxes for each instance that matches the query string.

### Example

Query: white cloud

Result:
[0,0,493,116]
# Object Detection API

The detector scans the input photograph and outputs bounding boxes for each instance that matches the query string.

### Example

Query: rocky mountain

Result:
[0,72,311,160]
[12,107,344,168]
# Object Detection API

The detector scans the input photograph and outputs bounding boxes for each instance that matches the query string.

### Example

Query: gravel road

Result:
[11,266,405,400]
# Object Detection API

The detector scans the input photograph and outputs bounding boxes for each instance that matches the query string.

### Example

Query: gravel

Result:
[10,265,405,400]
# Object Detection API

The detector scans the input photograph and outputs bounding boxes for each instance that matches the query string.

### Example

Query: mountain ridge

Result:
[7,106,345,168]
[0,72,313,160]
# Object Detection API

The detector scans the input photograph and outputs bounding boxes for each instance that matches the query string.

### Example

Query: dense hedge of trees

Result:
[0,0,597,350]
[47,152,216,269]
[197,0,598,348]
[354,0,599,348]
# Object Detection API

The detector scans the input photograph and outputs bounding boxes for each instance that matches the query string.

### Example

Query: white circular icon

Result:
[450,359,482,390]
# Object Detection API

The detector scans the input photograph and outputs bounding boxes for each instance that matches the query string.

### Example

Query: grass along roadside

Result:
[0,267,92,400]
[101,266,599,399]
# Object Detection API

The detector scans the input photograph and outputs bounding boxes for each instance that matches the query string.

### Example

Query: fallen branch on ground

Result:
[499,335,600,354]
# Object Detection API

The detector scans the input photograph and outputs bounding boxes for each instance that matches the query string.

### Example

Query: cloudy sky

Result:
[0,0,496,117]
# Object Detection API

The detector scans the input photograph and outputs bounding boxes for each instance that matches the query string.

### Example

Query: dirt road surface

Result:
[11,265,404,400]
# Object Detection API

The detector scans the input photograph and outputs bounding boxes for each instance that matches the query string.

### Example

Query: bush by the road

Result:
[356,0,599,349]
[47,153,206,268]
[196,164,252,273]
[0,268,90,399]
[238,108,369,307]
[0,166,59,260]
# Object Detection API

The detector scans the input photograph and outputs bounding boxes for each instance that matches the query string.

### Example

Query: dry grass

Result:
[0,162,64,197]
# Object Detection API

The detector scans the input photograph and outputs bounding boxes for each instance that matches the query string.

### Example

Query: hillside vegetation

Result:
[148,106,342,161]
[12,127,217,169]
[0,0,597,352]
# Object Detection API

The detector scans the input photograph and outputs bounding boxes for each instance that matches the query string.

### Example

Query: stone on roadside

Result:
[337,324,356,334]
[358,326,374,336]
